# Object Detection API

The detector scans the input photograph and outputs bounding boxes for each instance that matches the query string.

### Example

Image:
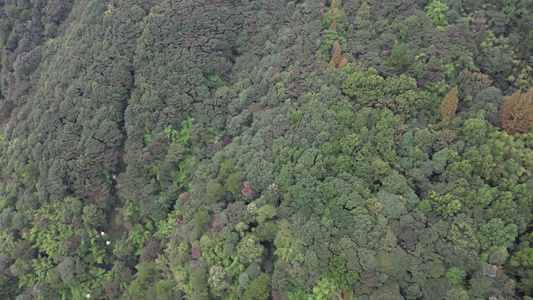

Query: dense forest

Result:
[0,0,533,299]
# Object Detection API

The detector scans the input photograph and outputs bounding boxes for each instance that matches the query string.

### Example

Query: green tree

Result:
[420,191,462,219]
[156,281,174,300]
[377,191,407,220]
[423,278,452,300]
[208,265,232,297]
[189,269,209,300]
[510,247,533,294]
[424,1,449,26]
[64,197,83,220]
[342,68,385,105]
[444,288,469,300]
[82,204,105,228]
[129,262,160,300]
[0,273,19,299]
[313,277,341,300]
[477,218,517,252]
[57,257,77,285]
[243,273,271,300]
[380,170,408,195]
[256,205,276,225]
[445,267,466,286]
[204,182,226,205]
[0,209,15,230]
[237,235,264,265]
[388,43,410,74]
[225,171,244,197]
[326,254,358,292]
[468,277,493,299]
[193,211,212,240]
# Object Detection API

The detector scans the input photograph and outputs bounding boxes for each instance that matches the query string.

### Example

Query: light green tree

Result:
[424,1,449,26]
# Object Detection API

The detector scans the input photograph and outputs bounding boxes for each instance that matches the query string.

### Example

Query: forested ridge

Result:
[0,0,533,299]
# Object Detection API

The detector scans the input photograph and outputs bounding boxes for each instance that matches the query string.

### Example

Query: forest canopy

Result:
[0,0,533,299]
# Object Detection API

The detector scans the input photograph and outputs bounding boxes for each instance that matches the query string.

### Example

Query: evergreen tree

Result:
[388,43,409,74]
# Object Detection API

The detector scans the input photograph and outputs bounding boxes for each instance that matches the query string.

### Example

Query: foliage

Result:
[388,43,410,74]
[499,89,533,134]
[325,254,358,292]
[510,248,533,294]
[342,67,385,104]
[242,273,271,300]
[155,280,174,300]
[445,267,466,286]
[425,1,449,26]
[313,278,342,300]
[204,183,226,205]
[477,218,517,252]
[455,70,493,101]
[317,30,346,62]
[439,86,459,119]
[0,0,532,298]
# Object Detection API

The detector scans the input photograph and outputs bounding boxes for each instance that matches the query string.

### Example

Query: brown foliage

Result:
[38,215,50,229]
[330,19,337,31]
[499,89,533,134]
[439,86,459,119]
[329,41,342,67]
[70,235,81,249]
[248,17,257,35]
[242,181,256,198]
[338,58,348,68]
[191,247,202,259]
[150,140,165,155]
[211,213,226,236]
[456,69,492,100]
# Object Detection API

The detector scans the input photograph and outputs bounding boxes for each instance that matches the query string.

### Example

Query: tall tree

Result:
[439,86,458,119]
[329,41,342,68]
[388,43,410,74]
[499,89,533,134]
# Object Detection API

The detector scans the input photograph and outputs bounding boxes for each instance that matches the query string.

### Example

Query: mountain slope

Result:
[0,0,533,299]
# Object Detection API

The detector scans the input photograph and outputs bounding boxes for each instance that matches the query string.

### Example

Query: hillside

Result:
[1,0,533,299]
